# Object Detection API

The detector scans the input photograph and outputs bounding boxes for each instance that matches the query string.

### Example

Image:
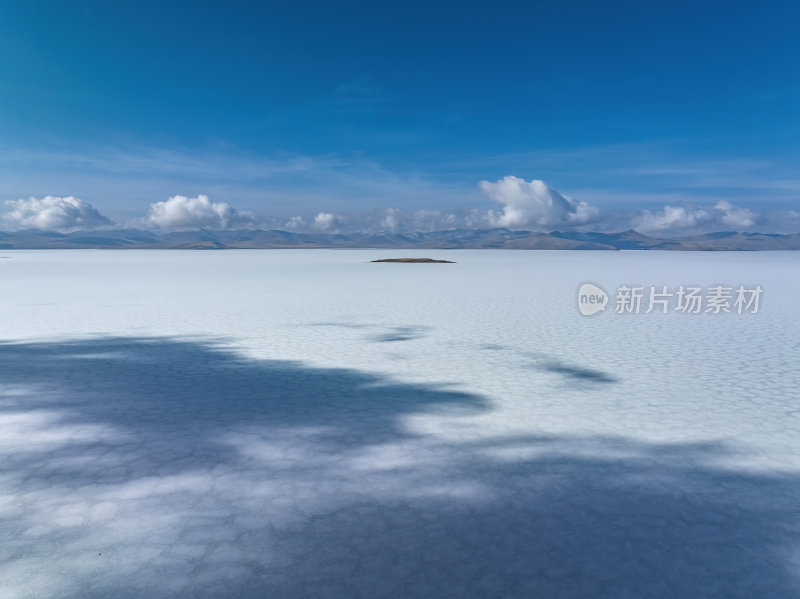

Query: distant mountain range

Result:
[2,228,800,250]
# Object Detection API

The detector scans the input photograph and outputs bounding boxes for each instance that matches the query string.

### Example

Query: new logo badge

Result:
[577,282,608,316]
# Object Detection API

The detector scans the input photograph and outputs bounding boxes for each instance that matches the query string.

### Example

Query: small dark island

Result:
[371,258,455,263]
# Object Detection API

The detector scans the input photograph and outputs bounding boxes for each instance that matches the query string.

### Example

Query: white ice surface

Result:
[1,249,799,597]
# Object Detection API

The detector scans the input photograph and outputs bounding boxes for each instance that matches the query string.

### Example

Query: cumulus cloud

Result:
[479,176,599,229]
[145,195,254,229]
[2,196,113,231]
[312,212,341,230]
[635,200,757,233]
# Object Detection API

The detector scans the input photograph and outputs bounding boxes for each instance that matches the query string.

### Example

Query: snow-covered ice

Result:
[1,249,799,598]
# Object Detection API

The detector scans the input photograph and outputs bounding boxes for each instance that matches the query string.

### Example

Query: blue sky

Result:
[1,0,799,232]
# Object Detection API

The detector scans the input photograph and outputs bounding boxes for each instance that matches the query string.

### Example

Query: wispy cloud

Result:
[433,142,800,210]
[0,186,795,236]
[634,201,756,234]
[2,140,799,234]
[0,144,472,219]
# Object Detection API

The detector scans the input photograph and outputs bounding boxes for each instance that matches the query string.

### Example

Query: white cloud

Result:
[312,212,340,230]
[380,208,400,230]
[715,200,756,228]
[145,195,254,229]
[284,216,306,230]
[2,196,113,231]
[478,177,599,229]
[280,208,468,234]
[635,201,757,233]
[635,205,709,232]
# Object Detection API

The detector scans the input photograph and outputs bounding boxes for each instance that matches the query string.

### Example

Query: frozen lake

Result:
[1,249,799,598]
